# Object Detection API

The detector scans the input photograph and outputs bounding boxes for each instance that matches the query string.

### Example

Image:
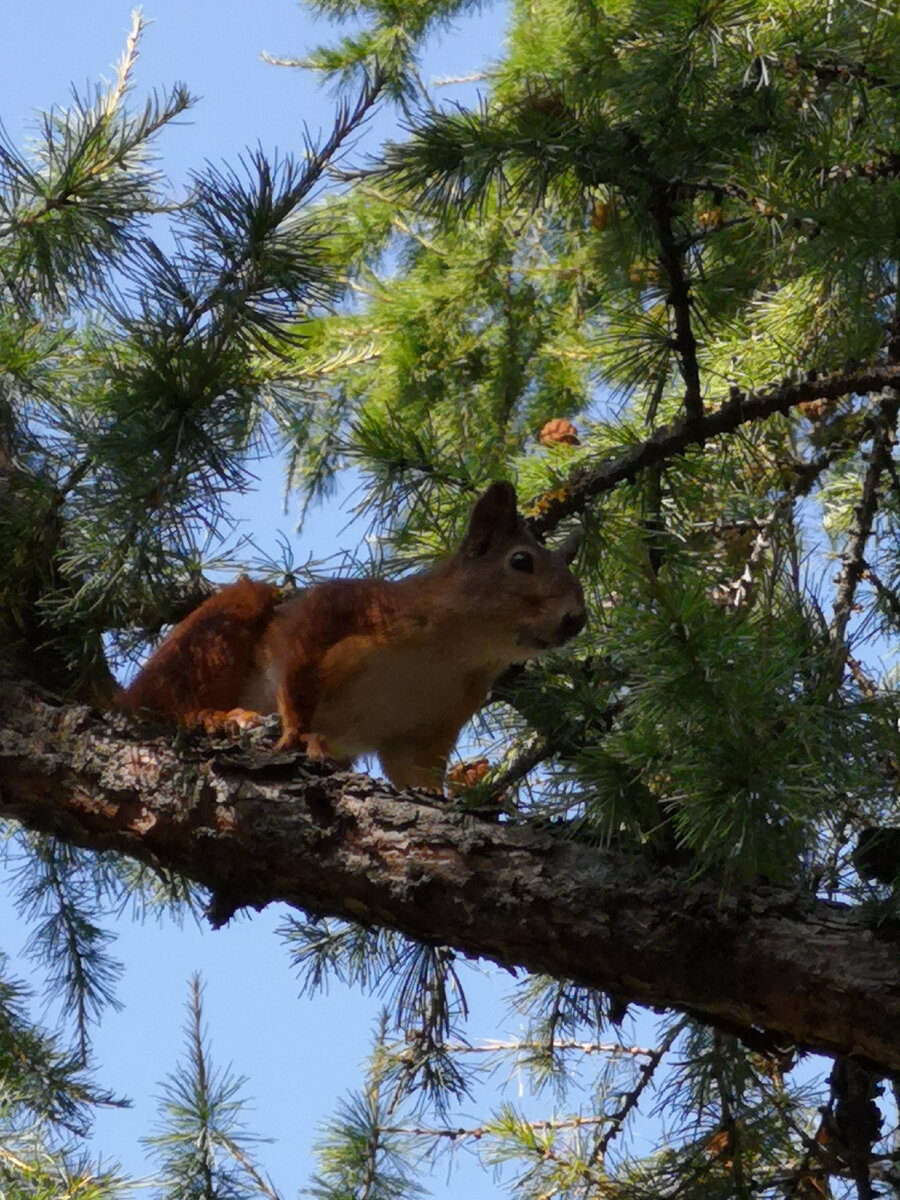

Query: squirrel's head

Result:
[453,481,586,661]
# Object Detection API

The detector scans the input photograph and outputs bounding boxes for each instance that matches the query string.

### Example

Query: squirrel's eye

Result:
[509,550,535,574]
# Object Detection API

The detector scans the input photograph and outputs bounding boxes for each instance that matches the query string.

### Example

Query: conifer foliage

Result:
[2,1,900,1196]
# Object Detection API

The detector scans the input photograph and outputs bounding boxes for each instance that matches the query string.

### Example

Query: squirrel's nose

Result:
[559,608,586,641]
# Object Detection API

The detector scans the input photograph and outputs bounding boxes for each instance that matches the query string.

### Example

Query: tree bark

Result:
[1,683,898,1073]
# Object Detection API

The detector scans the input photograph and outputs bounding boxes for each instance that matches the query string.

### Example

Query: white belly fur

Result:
[309,643,498,759]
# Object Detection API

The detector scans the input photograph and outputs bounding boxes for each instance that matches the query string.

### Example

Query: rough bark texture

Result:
[1,683,899,1073]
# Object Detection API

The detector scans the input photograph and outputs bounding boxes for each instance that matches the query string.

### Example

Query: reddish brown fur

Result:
[121,577,278,720]
[121,484,585,789]
[265,579,410,741]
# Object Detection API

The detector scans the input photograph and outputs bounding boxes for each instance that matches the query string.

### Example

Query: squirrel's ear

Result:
[461,482,520,555]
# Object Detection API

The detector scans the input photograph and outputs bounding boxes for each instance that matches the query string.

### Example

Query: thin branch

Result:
[791,51,900,93]
[713,508,780,610]
[221,1136,284,1200]
[389,1111,613,1141]
[711,1031,751,1200]
[260,53,304,68]
[477,698,624,803]
[831,257,900,648]
[792,436,861,498]
[440,1038,655,1057]
[103,9,144,118]
[861,564,900,630]
[527,362,900,536]
[433,73,491,86]
[388,1112,612,1192]
[647,182,703,421]
[180,66,387,359]
[592,1019,684,1162]
[485,734,553,794]
[717,431,841,609]
[746,1057,833,1200]
[830,396,899,645]
[674,146,900,232]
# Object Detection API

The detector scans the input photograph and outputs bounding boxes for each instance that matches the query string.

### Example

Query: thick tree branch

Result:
[1,686,900,1074]
[528,363,900,536]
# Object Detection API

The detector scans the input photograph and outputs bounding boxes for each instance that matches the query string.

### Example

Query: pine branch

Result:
[832,275,900,648]
[0,960,122,1135]
[527,363,900,536]
[388,943,471,1109]
[484,734,553,794]
[0,16,193,306]
[14,837,123,1064]
[830,395,900,646]
[102,65,388,403]
[861,566,900,631]
[760,1065,832,1200]
[387,1110,612,1140]
[143,972,276,1199]
[791,51,900,94]
[308,1022,426,1200]
[4,683,900,1073]
[592,1018,684,1162]
[646,179,703,422]
[121,575,218,637]
[438,1038,656,1057]
[824,151,900,185]
[717,507,781,611]
[191,66,385,351]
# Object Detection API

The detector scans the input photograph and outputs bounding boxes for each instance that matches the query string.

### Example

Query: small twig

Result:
[831,397,899,646]
[220,1137,284,1200]
[792,436,860,498]
[711,1032,751,1200]
[387,1111,613,1141]
[718,434,840,609]
[485,734,554,794]
[831,255,900,651]
[433,73,490,86]
[860,564,900,631]
[719,509,779,611]
[104,9,144,117]
[478,694,625,798]
[845,654,878,698]
[642,464,666,577]
[0,1145,34,1173]
[783,1078,838,1200]
[590,1018,685,1163]
[439,1038,655,1057]
[260,52,305,68]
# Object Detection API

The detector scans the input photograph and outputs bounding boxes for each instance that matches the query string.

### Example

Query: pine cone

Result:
[539,418,580,446]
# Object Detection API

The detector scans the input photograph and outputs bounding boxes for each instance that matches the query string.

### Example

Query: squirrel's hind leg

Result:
[378,731,458,793]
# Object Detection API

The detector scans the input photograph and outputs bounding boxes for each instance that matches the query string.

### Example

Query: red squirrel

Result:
[121,482,585,789]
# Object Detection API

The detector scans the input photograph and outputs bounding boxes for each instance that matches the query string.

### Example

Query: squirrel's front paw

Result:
[275,728,330,760]
[188,707,265,735]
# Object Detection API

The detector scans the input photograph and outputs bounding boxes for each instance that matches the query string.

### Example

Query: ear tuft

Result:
[461,481,520,555]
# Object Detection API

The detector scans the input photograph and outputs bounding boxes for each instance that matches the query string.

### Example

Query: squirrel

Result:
[121,482,585,790]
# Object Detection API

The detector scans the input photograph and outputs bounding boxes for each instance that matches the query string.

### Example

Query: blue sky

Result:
[0,2,532,1194]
